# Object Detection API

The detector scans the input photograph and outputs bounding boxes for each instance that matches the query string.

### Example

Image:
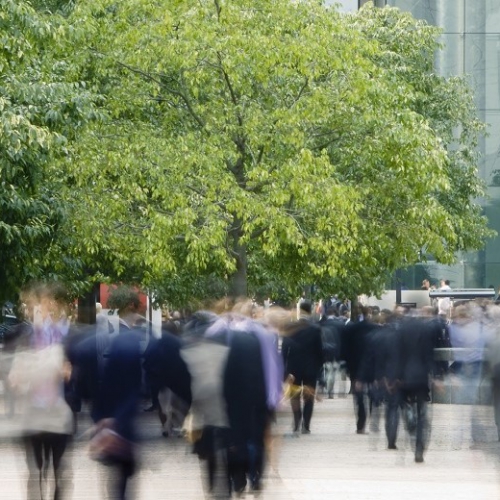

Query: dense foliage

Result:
[1,0,493,307]
[0,0,97,302]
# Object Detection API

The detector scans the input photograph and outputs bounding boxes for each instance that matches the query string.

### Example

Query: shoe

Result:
[388,444,397,450]
[143,405,159,412]
[171,427,184,438]
[356,429,367,435]
[233,478,247,496]
[415,452,424,463]
[250,475,261,492]
[301,428,311,435]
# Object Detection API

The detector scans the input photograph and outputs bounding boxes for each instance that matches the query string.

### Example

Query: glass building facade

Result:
[335,0,500,289]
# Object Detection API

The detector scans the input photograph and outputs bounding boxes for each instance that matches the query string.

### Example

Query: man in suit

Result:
[142,325,192,437]
[282,300,324,435]
[399,311,441,463]
[72,288,143,499]
[318,306,343,398]
[341,305,378,434]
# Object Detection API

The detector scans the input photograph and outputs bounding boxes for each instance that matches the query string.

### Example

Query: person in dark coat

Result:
[341,306,378,434]
[72,289,143,500]
[183,311,278,497]
[364,312,404,448]
[485,306,500,440]
[318,307,343,398]
[142,328,192,437]
[224,328,268,492]
[399,310,441,463]
[281,300,324,434]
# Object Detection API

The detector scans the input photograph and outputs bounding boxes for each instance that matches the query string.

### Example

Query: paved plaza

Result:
[1,395,500,500]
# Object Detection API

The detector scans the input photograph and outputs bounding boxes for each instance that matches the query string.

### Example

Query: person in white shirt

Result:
[438,279,452,318]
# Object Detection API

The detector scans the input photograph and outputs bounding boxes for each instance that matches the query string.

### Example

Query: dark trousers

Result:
[353,387,367,432]
[385,391,400,448]
[493,377,500,440]
[107,459,135,500]
[403,388,429,460]
[290,382,315,432]
[194,427,231,498]
[231,409,269,491]
[414,395,428,459]
[24,432,70,500]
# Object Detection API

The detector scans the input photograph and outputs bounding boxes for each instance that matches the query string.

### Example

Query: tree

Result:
[52,0,492,303]
[0,0,97,302]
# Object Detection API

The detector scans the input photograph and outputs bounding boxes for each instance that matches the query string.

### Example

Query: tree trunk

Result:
[395,268,402,305]
[77,283,98,324]
[350,296,358,323]
[229,219,248,299]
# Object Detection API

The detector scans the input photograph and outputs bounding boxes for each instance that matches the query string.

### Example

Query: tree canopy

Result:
[2,0,494,306]
[0,0,97,302]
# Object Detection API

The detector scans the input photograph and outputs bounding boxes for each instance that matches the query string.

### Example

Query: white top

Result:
[9,344,73,435]
[438,285,452,316]
[181,341,229,430]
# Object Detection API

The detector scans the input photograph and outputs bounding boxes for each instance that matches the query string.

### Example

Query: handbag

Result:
[89,420,134,465]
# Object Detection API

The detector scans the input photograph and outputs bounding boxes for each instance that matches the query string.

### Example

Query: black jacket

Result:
[282,318,323,385]
[341,320,378,382]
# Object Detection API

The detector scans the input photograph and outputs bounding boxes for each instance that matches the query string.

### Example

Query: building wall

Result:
[384,0,500,289]
[333,0,500,289]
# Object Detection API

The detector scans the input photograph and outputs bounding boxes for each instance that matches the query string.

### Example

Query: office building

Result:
[332,1,500,289]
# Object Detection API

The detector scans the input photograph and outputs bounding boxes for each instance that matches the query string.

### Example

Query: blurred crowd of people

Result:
[1,282,500,499]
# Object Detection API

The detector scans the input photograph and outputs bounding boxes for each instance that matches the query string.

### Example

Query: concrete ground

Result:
[1,393,500,499]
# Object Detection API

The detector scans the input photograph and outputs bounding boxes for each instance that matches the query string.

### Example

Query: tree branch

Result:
[214,0,222,20]
[250,225,269,239]
[115,60,206,130]
[288,77,309,109]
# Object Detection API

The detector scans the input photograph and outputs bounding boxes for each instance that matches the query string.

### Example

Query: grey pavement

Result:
[1,396,500,499]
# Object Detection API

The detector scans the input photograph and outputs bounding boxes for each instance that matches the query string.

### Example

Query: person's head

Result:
[326,306,337,317]
[421,279,430,290]
[96,302,103,315]
[360,305,371,320]
[452,304,470,323]
[420,306,436,318]
[183,310,218,339]
[232,299,254,318]
[262,306,292,333]
[393,305,408,318]
[107,286,141,318]
[380,309,393,324]
[23,281,69,320]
